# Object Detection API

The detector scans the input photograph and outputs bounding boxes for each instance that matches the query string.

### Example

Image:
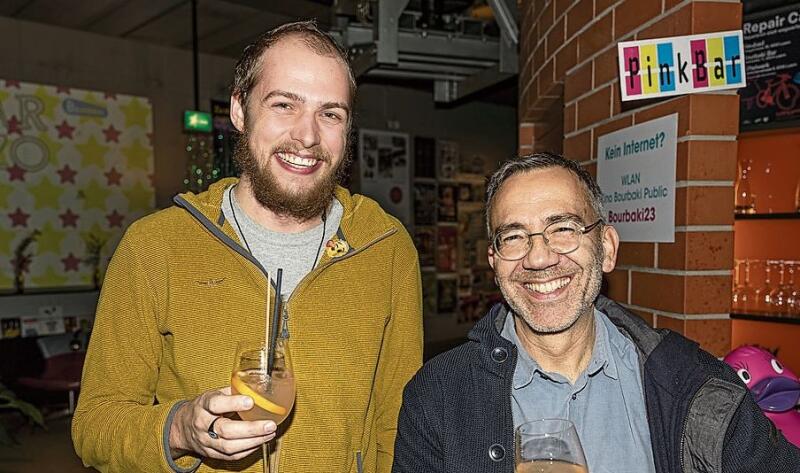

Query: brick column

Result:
[519,0,740,356]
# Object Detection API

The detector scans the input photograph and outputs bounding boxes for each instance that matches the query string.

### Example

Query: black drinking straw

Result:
[267,268,283,376]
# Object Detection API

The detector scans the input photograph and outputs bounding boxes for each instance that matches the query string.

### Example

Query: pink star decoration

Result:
[102,125,121,143]
[6,164,26,181]
[57,164,78,184]
[104,167,123,186]
[61,253,82,272]
[106,210,125,228]
[59,209,79,228]
[56,120,76,139]
[8,208,30,227]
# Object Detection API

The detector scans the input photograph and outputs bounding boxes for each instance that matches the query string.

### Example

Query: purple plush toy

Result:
[723,345,800,447]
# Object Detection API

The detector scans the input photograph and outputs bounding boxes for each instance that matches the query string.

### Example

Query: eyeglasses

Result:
[492,219,604,261]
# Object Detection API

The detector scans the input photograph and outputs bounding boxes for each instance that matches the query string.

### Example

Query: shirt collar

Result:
[500,308,619,390]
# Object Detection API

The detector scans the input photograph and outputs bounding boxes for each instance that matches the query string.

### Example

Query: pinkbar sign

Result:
[617,30,746,101]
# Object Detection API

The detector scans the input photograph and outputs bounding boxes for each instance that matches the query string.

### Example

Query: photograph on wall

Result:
[414,136,436,179]
[413,226,436,268]
[458,205,487,269]
[438,183,458,223]
[437,139,459,179]
[359,129,410,224]
[457,294,481,324]
[413,181,437,225]
[0,318,21,339]
[461,181,486,204]
[459,153,487,175]
[457,182,475,202]
[0,79,156,291]
[421,270,437,318]
[436,225,458,273]
[437,275,458,314]
[741,6,800,129]
[458,270,473,295]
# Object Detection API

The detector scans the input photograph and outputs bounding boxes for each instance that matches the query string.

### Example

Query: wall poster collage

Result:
[406,135,499,325]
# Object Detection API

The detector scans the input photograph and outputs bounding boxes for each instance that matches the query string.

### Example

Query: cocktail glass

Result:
[231,339,295,472]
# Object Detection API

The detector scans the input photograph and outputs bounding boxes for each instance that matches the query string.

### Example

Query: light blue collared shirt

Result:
[501,309,656,473]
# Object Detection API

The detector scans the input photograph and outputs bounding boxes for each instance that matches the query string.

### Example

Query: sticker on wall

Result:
[617,30,746,101]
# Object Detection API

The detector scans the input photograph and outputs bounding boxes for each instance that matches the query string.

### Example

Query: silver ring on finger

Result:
[207,416,221,439]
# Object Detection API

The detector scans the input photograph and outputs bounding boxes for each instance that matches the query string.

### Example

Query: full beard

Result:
[498,246,605,334]
[232,130,351,221]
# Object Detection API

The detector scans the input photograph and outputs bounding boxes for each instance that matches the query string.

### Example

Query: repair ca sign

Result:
[618,30,746,101]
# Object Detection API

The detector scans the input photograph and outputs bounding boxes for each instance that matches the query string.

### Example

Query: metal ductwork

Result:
[331,0,518,103]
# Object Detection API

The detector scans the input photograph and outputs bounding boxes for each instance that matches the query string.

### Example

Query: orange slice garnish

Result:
[231,375,287,416]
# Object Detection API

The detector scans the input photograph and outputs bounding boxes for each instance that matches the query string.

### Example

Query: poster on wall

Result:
[437,140,459,180]
[740,5,800,129]
[596,114,677,242]
[358,129,410,224]
[0,79,156,291]
[617,31,746,102]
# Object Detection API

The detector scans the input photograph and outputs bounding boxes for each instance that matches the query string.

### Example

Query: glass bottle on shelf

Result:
[763,161,774,213]
[739,260,757,313]
[735,159,756,214]
[760,261,778,313]
[786,262,798,315]
[732,260,744,312]
[770,261,792,315]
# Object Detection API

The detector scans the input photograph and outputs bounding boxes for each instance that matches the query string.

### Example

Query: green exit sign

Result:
[183,110,212,133]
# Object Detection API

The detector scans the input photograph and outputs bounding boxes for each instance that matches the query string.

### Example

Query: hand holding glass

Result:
[515,419,588,473]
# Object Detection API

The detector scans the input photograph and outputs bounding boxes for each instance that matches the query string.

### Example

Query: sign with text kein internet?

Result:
[617,31,746,101]
[596,114,678,243]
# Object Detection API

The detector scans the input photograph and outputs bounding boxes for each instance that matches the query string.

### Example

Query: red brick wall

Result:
[519,1,740,356]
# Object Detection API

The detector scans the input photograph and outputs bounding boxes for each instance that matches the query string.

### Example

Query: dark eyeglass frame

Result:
[491,218,604,261]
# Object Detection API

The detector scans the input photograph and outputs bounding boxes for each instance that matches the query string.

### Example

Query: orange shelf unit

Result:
[733,129,800,370]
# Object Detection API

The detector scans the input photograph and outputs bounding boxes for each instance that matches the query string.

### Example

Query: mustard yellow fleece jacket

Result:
[72,178,423,473]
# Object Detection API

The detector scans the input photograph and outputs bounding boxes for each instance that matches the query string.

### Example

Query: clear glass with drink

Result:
[515,419,588,473]
[231,338,295,472]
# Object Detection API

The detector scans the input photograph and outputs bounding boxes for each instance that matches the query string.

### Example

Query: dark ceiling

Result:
[0,0,518,106]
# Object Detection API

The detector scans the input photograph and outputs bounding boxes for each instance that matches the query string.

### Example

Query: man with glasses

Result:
[392,153,800,473]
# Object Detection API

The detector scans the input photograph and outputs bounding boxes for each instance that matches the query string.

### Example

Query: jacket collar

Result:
[172,177,398,252]
[469,295,672,381]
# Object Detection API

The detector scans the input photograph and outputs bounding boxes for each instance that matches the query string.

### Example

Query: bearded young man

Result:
[72,21,423,473]
[392,153,800,473]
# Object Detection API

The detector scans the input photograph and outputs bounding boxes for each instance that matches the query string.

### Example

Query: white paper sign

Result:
[596,114,678,242]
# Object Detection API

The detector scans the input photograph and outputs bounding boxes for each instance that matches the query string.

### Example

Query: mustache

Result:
[270,142,331,163]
